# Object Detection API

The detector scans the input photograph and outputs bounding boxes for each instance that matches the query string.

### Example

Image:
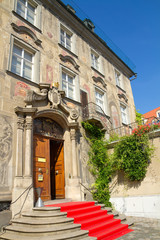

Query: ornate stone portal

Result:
[12,83,80,217]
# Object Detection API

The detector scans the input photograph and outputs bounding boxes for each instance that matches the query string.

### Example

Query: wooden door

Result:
[33,135,50,201]
[50,141,65,199]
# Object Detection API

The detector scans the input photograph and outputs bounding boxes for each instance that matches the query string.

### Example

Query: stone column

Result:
[70,128,78,178]
[15,114,24,177]
[24,115,33,177]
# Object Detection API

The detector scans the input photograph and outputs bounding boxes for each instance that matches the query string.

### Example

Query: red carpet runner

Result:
[45,201,133,240]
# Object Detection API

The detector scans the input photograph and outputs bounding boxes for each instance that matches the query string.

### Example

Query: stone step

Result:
[0,229,91,240]
[114,214,126,222]
[33,207,61,213]
[11,216,73,227]
[4,223,81,236]
[104,207,112,212]
[22,211,67,219]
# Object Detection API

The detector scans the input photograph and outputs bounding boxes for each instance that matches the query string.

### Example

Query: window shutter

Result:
[80,90,89,118]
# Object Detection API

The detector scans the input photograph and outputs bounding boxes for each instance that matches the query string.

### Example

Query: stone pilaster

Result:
[24,116,33,177]
[70,128,78,178]
[15,114,24,177]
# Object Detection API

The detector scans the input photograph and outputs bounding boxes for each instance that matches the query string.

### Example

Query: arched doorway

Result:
[33,117,65,201]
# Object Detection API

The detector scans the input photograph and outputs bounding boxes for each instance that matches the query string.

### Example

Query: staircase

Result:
[46,201,133,240]
[0,202,133,240]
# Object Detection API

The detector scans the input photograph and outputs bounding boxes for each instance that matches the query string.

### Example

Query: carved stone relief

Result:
[0,115,13,186]
[33,117,64,139]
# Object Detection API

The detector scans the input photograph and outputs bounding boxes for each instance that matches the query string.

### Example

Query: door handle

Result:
[46,169,49,174]
[55,170,58,175]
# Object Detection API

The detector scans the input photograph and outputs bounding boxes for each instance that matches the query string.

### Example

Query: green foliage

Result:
[108,132,120,143]
[135,109,143,125]
[113,134,153,181]
[82,121,112,206]
[81,121,104,139]
[82,120,153,207]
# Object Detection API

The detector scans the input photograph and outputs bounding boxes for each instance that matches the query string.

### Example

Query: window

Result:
[11,44,34,80]
[157,111,160,118]
[60,28,72,51]
[16,0,36,25]
[91,51,99,71]
[11,44,33,80]
[60,67,80,102]
[120,105,128,124]
[62,71,75,100]
[9,36,40,83]
[15,0,41,29]
[95,88,104,113]
[115,70,121,87]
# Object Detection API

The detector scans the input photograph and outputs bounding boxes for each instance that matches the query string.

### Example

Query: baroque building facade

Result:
[0,0,136,216]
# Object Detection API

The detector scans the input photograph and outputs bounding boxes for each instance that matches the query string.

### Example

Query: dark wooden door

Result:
[50,141,65,199]
[33,135,51,201]
[80,90,89,118]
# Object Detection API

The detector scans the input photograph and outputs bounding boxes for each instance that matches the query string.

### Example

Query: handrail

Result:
[0,184,33,235]
[81,102,112,131]
[80,182,93,195]
[11,184,33,206]
[109,116,160,137]
[12,184,33,219]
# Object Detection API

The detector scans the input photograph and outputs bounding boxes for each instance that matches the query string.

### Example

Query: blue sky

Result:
[62,0,160,114]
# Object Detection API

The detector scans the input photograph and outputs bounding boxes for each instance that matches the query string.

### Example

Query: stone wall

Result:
[0,0,136,206]
[109,130,160,219]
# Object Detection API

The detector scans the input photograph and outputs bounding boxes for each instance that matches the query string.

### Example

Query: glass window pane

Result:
[13,45,22,56]
[23,60,32,79]
[24,51,32,62]
[62,72,66,81]
[68,76,73,84]
[60,30,65,45]
[28,2,35,12]
[11,55,21,75]
[27,9,35,24]
[17,1,25,18]
[68,85,74,99]
[19,0,25,4]
[62,81,67,92]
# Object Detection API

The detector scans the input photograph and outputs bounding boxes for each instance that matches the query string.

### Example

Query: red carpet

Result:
[45,201,133,240]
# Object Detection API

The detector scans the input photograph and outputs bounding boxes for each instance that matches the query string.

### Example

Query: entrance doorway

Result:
[33,135,65,201]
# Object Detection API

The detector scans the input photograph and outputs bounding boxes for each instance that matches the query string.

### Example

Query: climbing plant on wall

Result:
[82,121,154,206]
[82,121,113,207]
[113,133,153,181]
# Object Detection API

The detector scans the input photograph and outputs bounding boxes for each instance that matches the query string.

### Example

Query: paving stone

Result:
[118,216,160,240]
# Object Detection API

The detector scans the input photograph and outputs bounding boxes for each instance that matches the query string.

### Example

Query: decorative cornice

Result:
[118,93,128,103]
[24,89,48,105]
[59,54,80,70]
[92,76,107,88]
[11,23,42,45]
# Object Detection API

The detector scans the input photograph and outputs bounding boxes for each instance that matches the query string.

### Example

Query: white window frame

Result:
[156,111,160,119]
[120,104,128,125]
[115,69,123,88]
[8,36,40,83]
[60,24,73,52]
[95,87,104,113]
[60,66,80,102]
[15,0,41,29]
[91,50,99,71]
[11,44,34,81]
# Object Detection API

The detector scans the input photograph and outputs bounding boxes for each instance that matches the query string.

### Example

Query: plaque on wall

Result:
[38,158,46,163]
[33,117,63,139]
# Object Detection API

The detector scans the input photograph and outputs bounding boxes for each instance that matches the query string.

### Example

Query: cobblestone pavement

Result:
[119,216,160,240]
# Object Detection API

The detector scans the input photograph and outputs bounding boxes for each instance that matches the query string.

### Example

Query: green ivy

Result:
[113,134,153,181]
[82,121,112,206]
[82,121,153,207]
